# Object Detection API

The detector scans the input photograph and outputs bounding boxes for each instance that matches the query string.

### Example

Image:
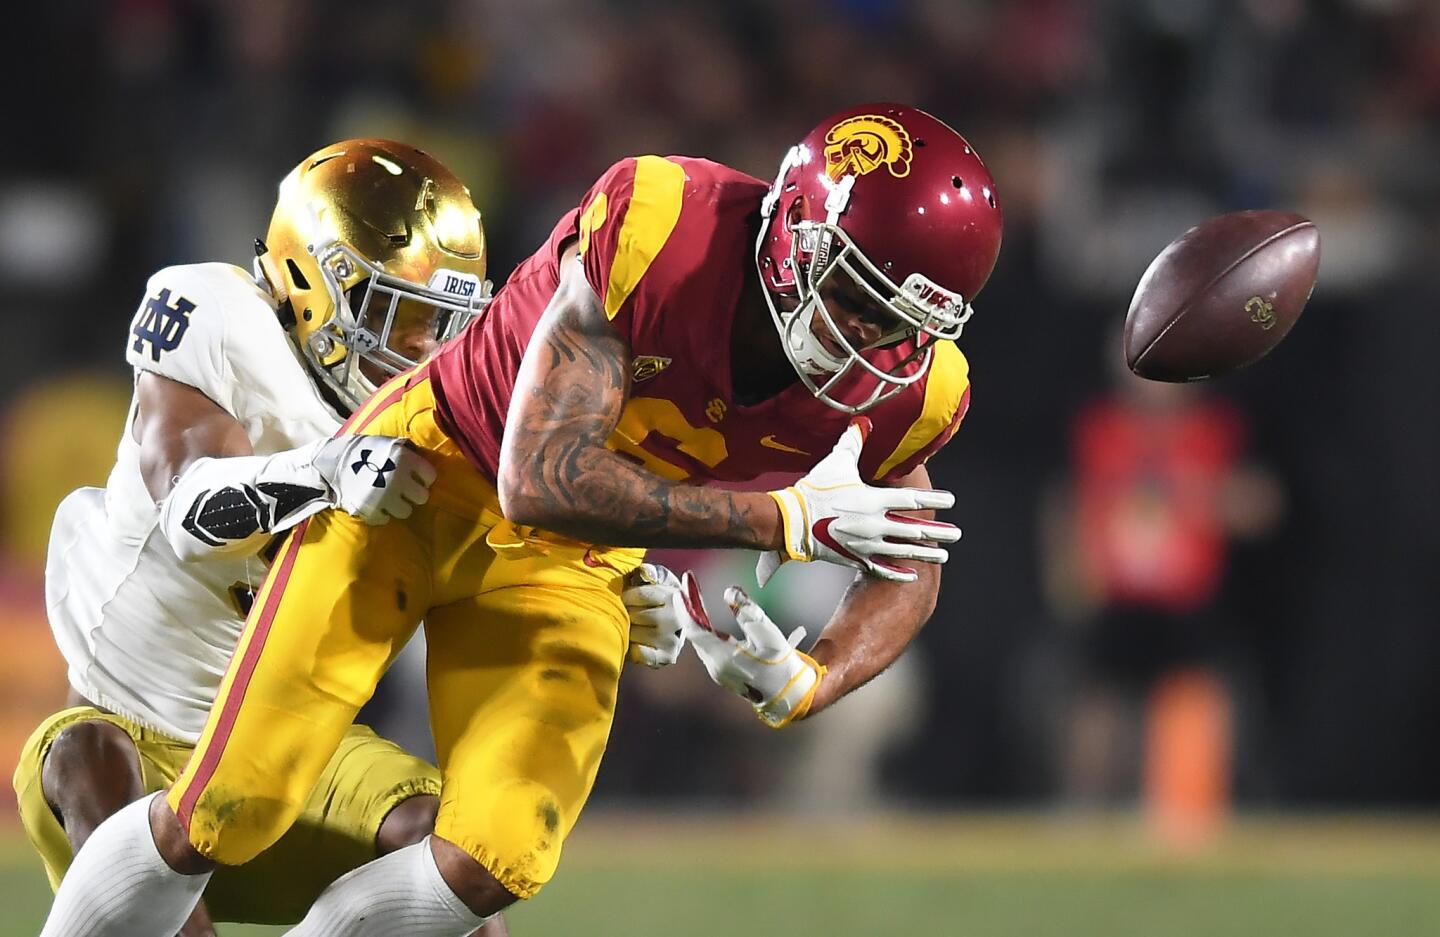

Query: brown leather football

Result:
[1124,210,1320,382]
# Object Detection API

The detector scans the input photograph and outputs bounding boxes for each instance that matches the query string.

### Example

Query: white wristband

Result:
[767,486,809,561]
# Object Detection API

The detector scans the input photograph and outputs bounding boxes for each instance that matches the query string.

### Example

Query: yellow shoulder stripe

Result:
[874,341,970,480]
[604,156,687,320]
[577,191,608,257]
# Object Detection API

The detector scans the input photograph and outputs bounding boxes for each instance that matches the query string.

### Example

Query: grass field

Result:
[5,812,1440,937]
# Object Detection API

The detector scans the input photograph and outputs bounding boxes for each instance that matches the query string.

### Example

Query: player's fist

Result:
[313,435,436,525]
[761,418,959,585]
[676,571,825,728]
[621,563,686,668]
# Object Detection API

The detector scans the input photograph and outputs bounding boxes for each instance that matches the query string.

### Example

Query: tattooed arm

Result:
[497,243,784,549]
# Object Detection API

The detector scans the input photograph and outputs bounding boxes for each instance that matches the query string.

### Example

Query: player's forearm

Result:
[157,447,327,561]
[501,444,783,549]
[498,262,783,550]
[804,561,940,715]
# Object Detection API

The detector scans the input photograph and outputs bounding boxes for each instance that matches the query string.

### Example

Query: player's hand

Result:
[312,435,436,525]
[676,571,825,728]
[761,418,959,585]
[621,563,686,668]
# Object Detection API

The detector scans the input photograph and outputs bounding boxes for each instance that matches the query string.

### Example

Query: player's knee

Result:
[436,784,569,903]
[150,794,216,875]
[376,794,439,854]
[175,783,310,868]
[431,835,521,917]
[41,720,140,810]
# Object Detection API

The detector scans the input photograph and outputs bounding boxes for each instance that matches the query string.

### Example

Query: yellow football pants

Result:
[14,708,438,924]
[167,367,643,898]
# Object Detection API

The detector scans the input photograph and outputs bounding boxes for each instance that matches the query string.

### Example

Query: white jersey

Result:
[46,262,344,742]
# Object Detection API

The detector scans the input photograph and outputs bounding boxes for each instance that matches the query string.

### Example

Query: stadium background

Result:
[3,0,1440,934]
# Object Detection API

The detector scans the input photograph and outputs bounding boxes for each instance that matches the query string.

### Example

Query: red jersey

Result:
[430,156,970,489]
[1072,398,1245,612]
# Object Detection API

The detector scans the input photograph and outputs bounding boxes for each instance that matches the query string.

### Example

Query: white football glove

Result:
[676,571,825,728]
[621,563,686,668]
[760,418,959,586]
[311,435,436,525]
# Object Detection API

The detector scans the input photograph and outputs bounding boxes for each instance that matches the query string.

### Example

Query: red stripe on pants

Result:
[176,518,310,829]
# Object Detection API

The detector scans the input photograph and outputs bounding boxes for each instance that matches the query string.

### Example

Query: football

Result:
[1123,210,1321,382]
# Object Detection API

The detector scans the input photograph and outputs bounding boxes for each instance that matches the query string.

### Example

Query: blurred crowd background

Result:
[3,0,1440,841]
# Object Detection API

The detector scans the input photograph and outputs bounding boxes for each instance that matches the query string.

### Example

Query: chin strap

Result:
[823,173,855,222]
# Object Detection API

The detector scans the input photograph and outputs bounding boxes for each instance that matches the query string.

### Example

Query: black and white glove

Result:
[621,563,686,668]
[159,435,435,561]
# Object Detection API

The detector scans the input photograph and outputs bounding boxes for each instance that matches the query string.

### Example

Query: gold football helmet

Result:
[257,139,490,413]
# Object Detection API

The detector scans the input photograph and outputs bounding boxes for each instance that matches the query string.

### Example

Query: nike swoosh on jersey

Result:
[760,435,810,455]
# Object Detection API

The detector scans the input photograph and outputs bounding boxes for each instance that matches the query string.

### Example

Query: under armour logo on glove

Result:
[316,435,436,525]
[350,449,398,488]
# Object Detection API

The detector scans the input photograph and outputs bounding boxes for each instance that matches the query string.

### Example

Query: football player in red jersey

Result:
[42,103,1002,937]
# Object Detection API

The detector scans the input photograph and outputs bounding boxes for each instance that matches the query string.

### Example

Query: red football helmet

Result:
[756,103,1003,412]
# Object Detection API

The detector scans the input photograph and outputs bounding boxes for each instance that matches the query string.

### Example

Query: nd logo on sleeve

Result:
[132,288,196,361]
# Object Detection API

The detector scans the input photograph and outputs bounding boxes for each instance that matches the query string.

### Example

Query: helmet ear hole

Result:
[784,196,804,233]
[285,258,311,291]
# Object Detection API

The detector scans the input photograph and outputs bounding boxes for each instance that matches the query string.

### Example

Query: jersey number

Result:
[225,535,288,618]
[577,192,609,256]
[228,582,258,618]
[608,397,727,480]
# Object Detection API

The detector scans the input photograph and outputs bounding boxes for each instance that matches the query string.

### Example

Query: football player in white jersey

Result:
[15,139,682,935]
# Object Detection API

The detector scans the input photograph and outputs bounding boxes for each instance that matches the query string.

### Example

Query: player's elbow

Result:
[497,439,606,534]
[497,471,596,536]
[916,584,939,624]
[495,465,556,529]
[909,561,942,621]
[497,487,542,528]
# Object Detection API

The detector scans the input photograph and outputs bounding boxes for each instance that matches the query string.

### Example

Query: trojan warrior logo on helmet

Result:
[823,115,914,181]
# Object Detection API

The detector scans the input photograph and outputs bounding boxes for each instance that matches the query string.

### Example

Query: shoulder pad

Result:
[576,156,688,322]
[125,264,273,413]
[866,341,971,483]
